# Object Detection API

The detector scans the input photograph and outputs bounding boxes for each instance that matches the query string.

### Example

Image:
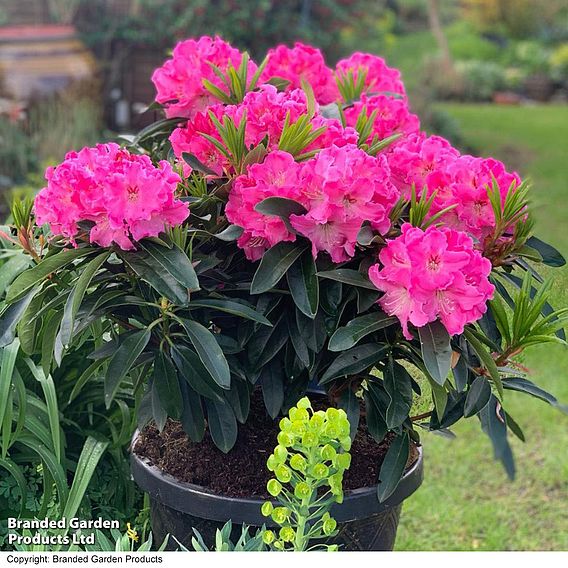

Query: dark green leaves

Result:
[316,269,377,290]
[329,312,396,352]
[383,358,413,429]
[153,351,182,419]
[479,396,515,479]
[502,377,567,413]
[251,242,308,294]
[121,242,199,305]
[6,247,95,303]
[286,252,319,318]
[464,328,503,398]
[204,399,237,453]
[172,345,224,401]
[526,236,565,267]
[377,432,409,502]
[104,329,151,408]
[180,320,230,389]
[255,197,307,220]
[464,376,492,417]
[418,321,452,385]
[320,344,388,384]
[0,287,38,348]
[188,299,272,326]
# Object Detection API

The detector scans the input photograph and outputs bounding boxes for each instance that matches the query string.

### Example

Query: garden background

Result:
[0,0,566,551]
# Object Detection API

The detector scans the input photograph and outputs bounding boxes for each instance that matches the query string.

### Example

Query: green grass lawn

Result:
[395,104,568,551]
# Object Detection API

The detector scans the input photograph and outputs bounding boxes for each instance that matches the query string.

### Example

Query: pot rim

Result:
[130,430,424,525]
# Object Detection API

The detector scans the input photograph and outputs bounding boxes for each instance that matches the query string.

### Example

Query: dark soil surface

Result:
[134,391,419,499]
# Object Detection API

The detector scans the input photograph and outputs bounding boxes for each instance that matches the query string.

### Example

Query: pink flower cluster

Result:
[368,223,494,339]
[226,144,399,262]
[170,85,357,177]
[387,134,521,242]
[152,36,257,118]
[336,52,407,99]
[260,42,338,105]
[34,143,189,250]
[343,93,420,145]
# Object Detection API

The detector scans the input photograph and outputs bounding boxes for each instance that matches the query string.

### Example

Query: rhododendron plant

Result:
[2,36,567,504]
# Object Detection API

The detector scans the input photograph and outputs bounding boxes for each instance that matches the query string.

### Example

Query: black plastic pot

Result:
[130,432,423,551]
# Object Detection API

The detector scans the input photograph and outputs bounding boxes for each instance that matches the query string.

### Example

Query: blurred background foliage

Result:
[0,0,567,551]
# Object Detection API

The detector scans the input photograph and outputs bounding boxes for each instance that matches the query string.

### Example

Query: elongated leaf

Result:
[62,437,108,524]
[179,378,205,442]
[287,251,319,318]
[479,396,515,479]
[105,329,151,408]
[6,247,95,303]
[317,269,377,290]
[182,152,217,176]
[68,359,104,403]
[181,319,230,388]
[464,328,503,398]
[502,377,567,413]
[287,314,310,368]
[153,351,183,419]
[320,343,388,384]
[378,432,409,502]
[0,340,19,441]
[18,435,69,509]
[464,376,492,417]
[251,242,308,294]
[188,299,272,326]
[261,361,284,419]
[0,287,39,348]
[59,251,110,348]
[418,321,452,385]
[172,345,224,401]
[526,236,565,267]
[338,388,360,440]
[255,196,308,218]
[329,312,397,352]
[205,398,237,453]
[215,225,244,242]
[384,358,413,429]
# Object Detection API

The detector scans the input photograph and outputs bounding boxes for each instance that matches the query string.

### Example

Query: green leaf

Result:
[0,457,27,516]
[502,377,567,413]
[0,287,40,348]
[525,236,565,267]
[153,351,183,419]
[320,344,388,384]
[260,361,284,419]
[418,321,452,386]
[120,243,199,305]
[255,197,308,229]
[59,251,110,349]
[179,379,205,442]
[286,251,319,319]
[464,376,492,417]
[182,152,218,176]
[104,329,151,408]
[205,398,237,453]
[329,312,397,352]
[317,268,377,290]
[251,242,308,294]
[464,328,503,399]
[172,345,224,402]
[62,437,108,524]
[0,340,19,447]
[6,248,95,303]
[188,299,272,326]
[377,432,409,502]
[180,320,231,389]
[214,225,244,242]
[338,388,360,440]
[383,358,413,429]
[479,396,515,479]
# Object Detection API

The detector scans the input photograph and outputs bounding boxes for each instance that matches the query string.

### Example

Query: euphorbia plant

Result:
[1,35,566,504]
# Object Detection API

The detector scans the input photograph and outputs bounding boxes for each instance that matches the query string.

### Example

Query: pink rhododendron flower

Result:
[152,36,257,118]
[343,93,420,146]
[336,52,406,99]
[170,85,357,177]
[34,143,188,250]
[225,151,303,260]
[368,223,494,339]
[260,42,338,104]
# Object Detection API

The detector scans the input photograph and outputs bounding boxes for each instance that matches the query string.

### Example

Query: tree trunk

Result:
[426,0,453,71]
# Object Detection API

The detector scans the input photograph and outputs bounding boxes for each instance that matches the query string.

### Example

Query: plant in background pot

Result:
[1,35,567,552]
